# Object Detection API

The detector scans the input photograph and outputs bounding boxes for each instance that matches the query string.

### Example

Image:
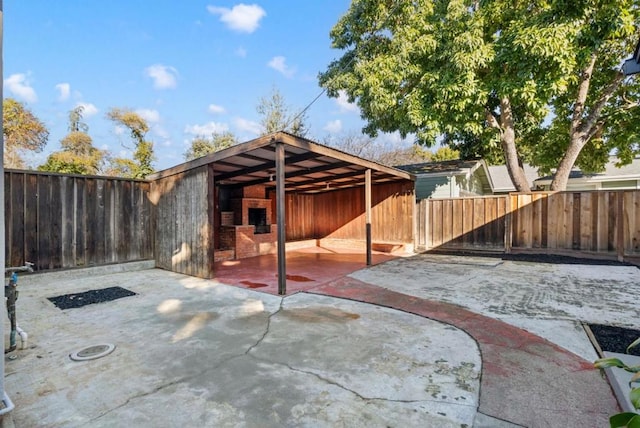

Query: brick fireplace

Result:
[217,184,277,261]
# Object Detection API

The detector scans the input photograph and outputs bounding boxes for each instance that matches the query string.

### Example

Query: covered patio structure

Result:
[147,132,415,294]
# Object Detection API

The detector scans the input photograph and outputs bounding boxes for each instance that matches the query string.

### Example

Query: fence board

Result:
[418,191,640,263]
[4,170,152,272]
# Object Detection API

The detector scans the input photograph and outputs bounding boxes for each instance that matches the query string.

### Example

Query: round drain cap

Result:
[70,343,115,361]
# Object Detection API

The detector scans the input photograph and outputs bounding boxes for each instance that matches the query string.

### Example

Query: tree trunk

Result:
[550,134,585,191]
[498,97,530,193]
[549,61,625,191]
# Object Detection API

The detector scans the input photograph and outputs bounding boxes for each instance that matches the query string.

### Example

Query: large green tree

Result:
[3,98,48,169]
[319,0,640,191]
[257,87,309,137]
[39,106,105,175]
[184,131,237,161]
[106,108,155,178]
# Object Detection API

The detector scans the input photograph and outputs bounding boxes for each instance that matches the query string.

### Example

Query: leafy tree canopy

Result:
[257,87,309,137]
[323,131,443,166]
[3,98,49,169]
[106,108,155,178]
[319,0,640,191]
[184,132,238,161]
[39,106,105,175]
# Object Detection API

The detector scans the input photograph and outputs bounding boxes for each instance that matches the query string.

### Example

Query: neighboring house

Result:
[487,164,540,194]
[534,157,640,191]
[396,159,493,199]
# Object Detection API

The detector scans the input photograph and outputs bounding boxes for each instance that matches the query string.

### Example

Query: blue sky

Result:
[4,1,409,171]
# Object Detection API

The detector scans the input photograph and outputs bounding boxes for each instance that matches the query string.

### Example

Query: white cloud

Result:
[208,104,226,114]
[323,119,342,134]
[234,117,261,135]
[144,64,178,90]
[136,108,161,123]
[377,131,413,146]
[135,108,168,138]
[207,4,266,33]
[235,46,247,57]
[184,121,229,136]
[267,56,295,78]
[76,102,98,117]
[336,90,358,113]
[4,73,37,103]
[55,83,70,102]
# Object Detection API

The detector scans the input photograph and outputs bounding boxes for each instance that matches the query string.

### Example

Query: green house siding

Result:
[415,176,454,199]
[601,180,639,190]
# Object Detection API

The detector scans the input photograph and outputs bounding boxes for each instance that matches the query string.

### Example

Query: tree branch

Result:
[485,108,500,131]
[580,70,625,139]
[571,53,597,135]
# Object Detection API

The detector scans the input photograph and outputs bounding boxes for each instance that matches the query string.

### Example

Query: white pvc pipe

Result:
[0,392,14,415]
[16,325,27,350]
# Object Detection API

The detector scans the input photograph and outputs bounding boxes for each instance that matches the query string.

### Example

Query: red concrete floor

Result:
[212,246,398,295]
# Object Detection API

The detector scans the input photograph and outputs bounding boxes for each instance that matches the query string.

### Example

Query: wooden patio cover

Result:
[149,131,415,294]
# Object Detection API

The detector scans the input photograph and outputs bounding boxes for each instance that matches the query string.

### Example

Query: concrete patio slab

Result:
[2,250,633,427]
[3,267,480,427]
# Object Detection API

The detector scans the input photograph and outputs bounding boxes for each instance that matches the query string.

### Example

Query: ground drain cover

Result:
[70,343,115,361]
[588,324,640,356]
[48,286,136,310]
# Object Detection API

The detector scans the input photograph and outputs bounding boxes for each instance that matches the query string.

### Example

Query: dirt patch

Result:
[426,249,635,267]
[589,324,640,356]
[48,286,136,310]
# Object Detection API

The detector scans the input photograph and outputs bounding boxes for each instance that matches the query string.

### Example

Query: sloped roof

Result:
[395,159,483,176]
[147,132,414,194]
[487,164,540,192]
[535,157,640,184]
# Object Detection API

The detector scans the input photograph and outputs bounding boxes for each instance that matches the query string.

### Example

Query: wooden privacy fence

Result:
[417,191,640,262]
[5,170,153,271]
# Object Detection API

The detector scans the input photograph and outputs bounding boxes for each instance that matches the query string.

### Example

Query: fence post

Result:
[504,194,513,254]
[617,191,625,262]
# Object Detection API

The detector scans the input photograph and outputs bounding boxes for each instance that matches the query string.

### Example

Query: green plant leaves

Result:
[610,412,640,427]
[595,357,627,369]
[631,388,640,410]
[628,338,640,354]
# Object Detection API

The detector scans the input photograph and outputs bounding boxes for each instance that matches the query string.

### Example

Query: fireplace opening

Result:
[248,208,270,234]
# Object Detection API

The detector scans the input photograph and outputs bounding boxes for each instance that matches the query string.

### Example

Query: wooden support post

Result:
[206,163,216,278]
[276,142,287,295]
[365,169,372,265]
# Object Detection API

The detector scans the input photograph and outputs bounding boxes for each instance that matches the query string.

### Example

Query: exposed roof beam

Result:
[223,161,354,188]
[214,151,322,181]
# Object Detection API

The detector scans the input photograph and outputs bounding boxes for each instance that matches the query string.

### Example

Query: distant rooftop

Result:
[395,159,483,175]
[487,164,540,193]
[535,157,640,184]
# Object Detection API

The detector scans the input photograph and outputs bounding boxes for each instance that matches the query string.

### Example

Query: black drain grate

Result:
[588,324,640,356]
[48,286,137,310]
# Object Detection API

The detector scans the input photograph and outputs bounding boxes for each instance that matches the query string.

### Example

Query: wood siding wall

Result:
[151,165,213,278]
[4,170,153,271]
[417,191,640,262]
[283,181,414,244]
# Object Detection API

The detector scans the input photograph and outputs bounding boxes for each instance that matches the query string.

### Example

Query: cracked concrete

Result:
[3,266,480,427]
[351,253,640,361]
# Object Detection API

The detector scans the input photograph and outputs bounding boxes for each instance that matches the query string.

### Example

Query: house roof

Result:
[147,132,414,194]
[487,164,540,192]
[395,159,483,177]
[534,157,640,185]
